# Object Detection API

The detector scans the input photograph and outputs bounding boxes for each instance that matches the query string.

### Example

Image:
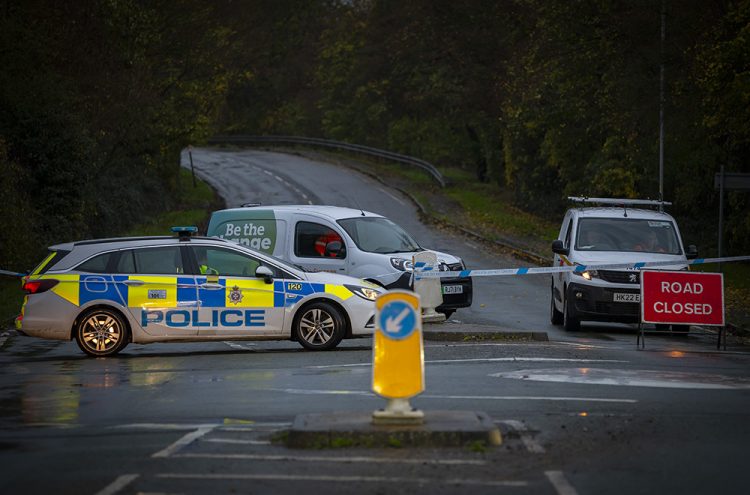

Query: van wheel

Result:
[75,308,129,357]
[550,285,563,325]
[563,294,580,332]
[294,302,345,351]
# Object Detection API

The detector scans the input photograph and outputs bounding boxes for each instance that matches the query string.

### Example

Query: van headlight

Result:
[345,285,380,301]
[390,258,413,271]
[574,270,599,280]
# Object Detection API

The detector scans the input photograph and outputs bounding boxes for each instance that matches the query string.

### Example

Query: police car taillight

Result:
[22,279,58,294]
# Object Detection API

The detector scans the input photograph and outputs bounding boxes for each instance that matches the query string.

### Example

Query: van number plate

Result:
[613,293,640,303]
[442,285,463,295]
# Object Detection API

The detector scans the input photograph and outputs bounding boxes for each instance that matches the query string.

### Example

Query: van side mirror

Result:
[686,244,698,260]
[551,240,569,256]
[255,265,274,284]
[325,240,344,258]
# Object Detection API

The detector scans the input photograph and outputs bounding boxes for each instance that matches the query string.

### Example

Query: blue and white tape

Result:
[0,269,25,278]
[413,255,750,279]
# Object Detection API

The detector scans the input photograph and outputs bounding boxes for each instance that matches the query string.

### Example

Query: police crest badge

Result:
[229,285,243,305]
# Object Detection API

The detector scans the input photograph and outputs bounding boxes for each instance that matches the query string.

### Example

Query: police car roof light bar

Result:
[568,197,672,207]
[171,226,198,241]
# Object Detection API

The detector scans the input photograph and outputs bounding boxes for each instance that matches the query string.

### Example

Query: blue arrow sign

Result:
[378,300,417,340]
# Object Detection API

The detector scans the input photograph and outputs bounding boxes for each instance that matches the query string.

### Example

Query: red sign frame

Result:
[640,270,724,326]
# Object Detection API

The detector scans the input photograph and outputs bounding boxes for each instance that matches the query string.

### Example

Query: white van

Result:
[550,197,697,331]
[206,205,472,317]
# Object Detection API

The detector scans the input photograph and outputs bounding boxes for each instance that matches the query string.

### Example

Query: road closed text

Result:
[641,271,724,326]
[653,301,713,315]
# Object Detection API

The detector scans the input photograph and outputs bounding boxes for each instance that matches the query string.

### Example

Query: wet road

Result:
[1,331,749,494]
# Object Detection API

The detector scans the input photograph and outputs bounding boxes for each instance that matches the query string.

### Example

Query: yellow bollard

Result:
[372,290,425,424]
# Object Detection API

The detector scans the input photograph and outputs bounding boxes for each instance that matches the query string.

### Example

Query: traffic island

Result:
[286,410,502,449]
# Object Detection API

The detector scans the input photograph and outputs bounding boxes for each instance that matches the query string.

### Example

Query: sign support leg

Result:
[717,326,726,351]
[637,322,645,350]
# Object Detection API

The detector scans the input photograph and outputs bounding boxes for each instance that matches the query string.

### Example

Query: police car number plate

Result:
[442,285,463,294]
[613,293,640,303]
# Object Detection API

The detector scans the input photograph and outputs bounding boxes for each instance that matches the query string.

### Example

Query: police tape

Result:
[0,269,25,278]
[412,255,750,279]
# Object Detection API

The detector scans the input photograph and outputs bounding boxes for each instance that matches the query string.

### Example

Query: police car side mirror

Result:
[551,240,569,256]
[255,265,274,284]
[686,244,698,260]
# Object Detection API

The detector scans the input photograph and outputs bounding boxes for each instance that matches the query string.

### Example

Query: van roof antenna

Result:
[350,197,366,216]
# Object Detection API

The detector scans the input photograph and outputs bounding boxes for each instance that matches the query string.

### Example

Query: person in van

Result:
[314,229,343,258]
[633,230,666,253]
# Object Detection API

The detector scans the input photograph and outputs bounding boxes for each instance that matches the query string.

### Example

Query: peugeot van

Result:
[550,197,697,331]
[206,205,472,317]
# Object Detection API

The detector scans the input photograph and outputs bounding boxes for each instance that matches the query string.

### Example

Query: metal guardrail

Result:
[207,135,446,188]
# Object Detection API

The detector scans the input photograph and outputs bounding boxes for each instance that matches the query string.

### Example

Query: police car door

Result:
[289,217,348,275]
[118,246,199,337]
[190,245,285,336]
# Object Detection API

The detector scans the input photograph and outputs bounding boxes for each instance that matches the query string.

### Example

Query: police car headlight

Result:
[390,258,413,271]
[345,284,380,301]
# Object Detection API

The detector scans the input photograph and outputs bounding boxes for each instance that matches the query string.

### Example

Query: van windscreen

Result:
[337,217,421,254]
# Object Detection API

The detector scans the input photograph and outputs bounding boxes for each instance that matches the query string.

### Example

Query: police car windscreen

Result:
[338,217,421,254]
[575,218,681,254]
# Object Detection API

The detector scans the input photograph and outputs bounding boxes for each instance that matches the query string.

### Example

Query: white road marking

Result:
[157,473,527,487]
[497,420,545,453]
[152,425,215,458]
[93,474,139,495]
[223,341,256,350]
[377,187,406,205]
[492,368,750,389]
[421,394,637,403]
[273,388,637,403]
[203,438,271,446]
[176,453,485,465]
[262,169,273,176]
[0,332,9,348]
[115,423,218,430]
[545,470,579,495]
[465,242,479,250]
[307,356,628,369]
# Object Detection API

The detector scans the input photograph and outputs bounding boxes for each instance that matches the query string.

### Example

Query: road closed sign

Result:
[641,270,724,326]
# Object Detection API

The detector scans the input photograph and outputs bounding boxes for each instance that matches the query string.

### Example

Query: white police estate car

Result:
[16,228,380,356]
[550,198,697,331]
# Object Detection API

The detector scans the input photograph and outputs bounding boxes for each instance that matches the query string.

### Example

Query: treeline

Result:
[0,1,232,269]
[2,1,748,271]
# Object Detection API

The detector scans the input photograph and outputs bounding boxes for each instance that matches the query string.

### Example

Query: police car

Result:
[550,198,697,331]
[15,228,380,356]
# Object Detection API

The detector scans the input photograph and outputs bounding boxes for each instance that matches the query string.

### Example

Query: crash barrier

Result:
[411,255,750,280]
[207,135,446,188]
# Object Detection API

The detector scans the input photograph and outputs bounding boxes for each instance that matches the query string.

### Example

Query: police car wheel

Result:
[294,302,345,351]
[75,308,129,357]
